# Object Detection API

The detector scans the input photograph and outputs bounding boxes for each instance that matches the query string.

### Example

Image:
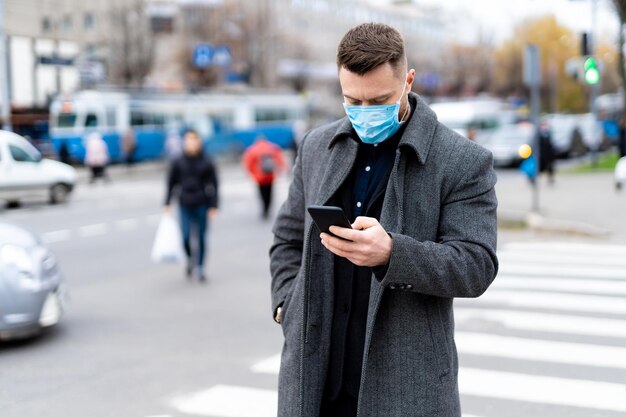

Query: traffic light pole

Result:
[589,0,599,167]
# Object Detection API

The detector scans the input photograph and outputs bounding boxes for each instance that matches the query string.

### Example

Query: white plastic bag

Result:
[151,214,185,263]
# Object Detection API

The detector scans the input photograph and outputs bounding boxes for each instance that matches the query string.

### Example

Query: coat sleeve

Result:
[206,157,219,209]
[269,139,307,318]
[165,160,179,206]
[379,148,498,298]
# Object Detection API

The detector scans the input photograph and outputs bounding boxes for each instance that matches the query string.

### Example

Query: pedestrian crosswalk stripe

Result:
[170,385,277,417]
[455,308,626,338]
[497,263,626,281]
[498,251,626,268]
[251,354,281,375]
[474,289,626,315]
[492,276,626,296]
[456,332,626,370]
[459,367,626,412]
[502,241,626,256]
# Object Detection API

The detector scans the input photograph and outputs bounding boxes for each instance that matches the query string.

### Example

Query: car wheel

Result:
[50,184,70,205]
[6,200,20,209]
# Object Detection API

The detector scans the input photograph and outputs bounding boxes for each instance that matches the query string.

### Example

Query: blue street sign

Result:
[193,44,214,69]
[519,155,537,180]
[212,45,232,67]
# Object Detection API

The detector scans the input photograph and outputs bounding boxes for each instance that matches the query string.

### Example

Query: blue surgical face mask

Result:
[343,78,409,145]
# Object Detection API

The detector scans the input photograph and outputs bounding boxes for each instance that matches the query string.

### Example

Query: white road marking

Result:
[251,354,281,374]
[455,308,626,339]
[493,275,626,296]
[502,241,626,257]
[40,229,72,243]
[170,385,277,417]
[497,263,626,281]
[475,289,626,315]
[78,223,110,237]
[459,368,626,412]
[498,251,626,268]
[456,332,626,370]
[115,218,140,231]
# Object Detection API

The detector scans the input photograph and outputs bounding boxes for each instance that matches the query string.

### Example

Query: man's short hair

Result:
[337,23,406,77]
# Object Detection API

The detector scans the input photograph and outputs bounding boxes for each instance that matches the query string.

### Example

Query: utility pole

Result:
[0,0,12,131]
[589,0,601,166]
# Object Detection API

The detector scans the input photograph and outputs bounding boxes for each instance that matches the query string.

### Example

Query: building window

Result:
[42,17,52,33]
[63,15,73,31]
[84,13,95,30]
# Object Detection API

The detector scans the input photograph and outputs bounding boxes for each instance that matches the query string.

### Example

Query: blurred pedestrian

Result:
[58,140,71,165]
[538,120,556,184]
[467,126,478,142]
[243,135,286,219]
[619,114,626,158]
[84,132,110,184]
[164,129,219,282]
[270,23,497,417]
[121,129,137,170]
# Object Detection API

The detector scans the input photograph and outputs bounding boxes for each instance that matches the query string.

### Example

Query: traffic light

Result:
[584,57,600,85]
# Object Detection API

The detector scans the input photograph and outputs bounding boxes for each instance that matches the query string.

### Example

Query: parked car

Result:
[481,123,535,167]
[0,222,68,340]
[430,99,511,142]
[0,130,76,207]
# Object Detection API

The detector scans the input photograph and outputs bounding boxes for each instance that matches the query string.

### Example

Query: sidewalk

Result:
[496,170,626,243]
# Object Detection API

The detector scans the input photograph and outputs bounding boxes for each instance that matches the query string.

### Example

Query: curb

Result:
[499,210,611,238]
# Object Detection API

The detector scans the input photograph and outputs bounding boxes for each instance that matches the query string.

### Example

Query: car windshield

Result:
[490,126,532,144]
[9,139,42,163]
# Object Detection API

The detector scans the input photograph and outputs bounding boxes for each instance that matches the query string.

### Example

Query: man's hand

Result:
[164,205,172,214]
[208,208,219,219]
[320,216,392,267]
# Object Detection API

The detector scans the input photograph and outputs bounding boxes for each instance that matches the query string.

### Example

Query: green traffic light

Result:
[584,57,600,85]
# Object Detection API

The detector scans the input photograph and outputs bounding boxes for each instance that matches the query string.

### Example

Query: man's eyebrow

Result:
[343,92,393,102]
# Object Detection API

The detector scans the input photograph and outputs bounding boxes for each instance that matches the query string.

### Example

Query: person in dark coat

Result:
[617,114,626,158]
[164,129,219,282]
[538,119,556,184]
[270,23,498,417]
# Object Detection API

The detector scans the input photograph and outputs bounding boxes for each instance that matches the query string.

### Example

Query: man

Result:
[165,129,219,282]
[538,120,556,184]
[270,23,498,417]
[243,135,286,219]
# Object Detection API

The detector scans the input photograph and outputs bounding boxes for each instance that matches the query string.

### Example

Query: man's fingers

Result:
[328,226,359,241]
[351,216,379,230]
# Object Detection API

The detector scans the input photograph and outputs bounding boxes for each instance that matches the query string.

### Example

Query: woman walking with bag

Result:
[164,129,219,282]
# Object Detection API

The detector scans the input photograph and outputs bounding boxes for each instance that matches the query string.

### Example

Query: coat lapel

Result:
[314,124,359,206]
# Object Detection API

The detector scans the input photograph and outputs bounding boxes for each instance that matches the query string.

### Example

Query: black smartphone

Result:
[307,205,353,237]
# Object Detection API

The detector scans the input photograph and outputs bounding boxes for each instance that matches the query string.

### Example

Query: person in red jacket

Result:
[243,136,286,219]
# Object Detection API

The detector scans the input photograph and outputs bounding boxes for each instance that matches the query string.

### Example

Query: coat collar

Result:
[329,93,438,165]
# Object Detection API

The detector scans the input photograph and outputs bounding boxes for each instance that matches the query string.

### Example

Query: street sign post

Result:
[523,44,541,212]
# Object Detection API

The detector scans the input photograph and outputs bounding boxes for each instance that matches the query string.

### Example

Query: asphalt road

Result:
[0,164,624,417]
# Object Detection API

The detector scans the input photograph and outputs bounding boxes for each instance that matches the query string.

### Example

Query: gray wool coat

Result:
[269,93,498,417]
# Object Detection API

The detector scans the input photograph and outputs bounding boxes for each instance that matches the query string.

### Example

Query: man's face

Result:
[339,63,415,120]
[184,133,202,155]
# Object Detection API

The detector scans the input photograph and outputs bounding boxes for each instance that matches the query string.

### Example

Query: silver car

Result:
[0,222,68,340]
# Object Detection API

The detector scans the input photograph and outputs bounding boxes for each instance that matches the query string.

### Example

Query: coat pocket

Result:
[426,300,452,382]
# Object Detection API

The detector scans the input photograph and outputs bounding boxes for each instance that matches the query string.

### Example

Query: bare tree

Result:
[108,1,155,87]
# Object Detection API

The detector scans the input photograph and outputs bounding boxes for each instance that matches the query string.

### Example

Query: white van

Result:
[429,99,510,142]
[0,130,76,206]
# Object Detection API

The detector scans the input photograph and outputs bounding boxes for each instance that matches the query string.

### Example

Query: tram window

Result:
[131,112,145,126]
[85,113,98,127]
[57,113,77,128]
[255,108,290,123]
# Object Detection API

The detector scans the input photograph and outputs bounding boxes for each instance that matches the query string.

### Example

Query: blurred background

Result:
[0,1,625,417]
